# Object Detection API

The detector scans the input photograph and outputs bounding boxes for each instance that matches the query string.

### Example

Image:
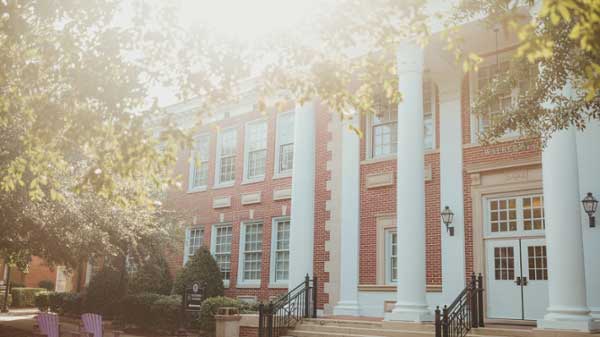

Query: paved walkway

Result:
[0,308,150,337]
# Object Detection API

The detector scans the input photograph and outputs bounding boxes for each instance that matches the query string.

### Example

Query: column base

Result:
[537,307,598,332]
[384,304,432,322]
[333,301,360,316]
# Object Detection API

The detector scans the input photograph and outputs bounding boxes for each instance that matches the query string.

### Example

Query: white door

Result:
[55,266,68,292]
[486,239,522,319]
[521,238,548,320]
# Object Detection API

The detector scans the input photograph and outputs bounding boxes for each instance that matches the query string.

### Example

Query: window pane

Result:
[243,223,263,281]
[246,121,267,179]
[191,135,209,188]
[274,220,290,282]
[215,225,232,281]
[218,129,236,183]
[188,228,204,257]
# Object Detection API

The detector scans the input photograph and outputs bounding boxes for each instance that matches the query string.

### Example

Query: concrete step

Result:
[288,328,515,337]
[292,324,432,337]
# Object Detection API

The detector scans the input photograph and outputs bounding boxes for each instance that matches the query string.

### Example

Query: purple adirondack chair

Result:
[36,312,60,337]
[81,313,121,337]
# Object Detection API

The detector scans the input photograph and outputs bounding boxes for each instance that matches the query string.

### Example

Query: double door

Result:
[486,238,548,320]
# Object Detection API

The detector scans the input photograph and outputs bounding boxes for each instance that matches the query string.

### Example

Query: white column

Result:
[385,42,431,322]
[333,112,361,316]
[576,121,600,318]
[288,100,316,288]
[438,81,466,302]
[538,126,595,332]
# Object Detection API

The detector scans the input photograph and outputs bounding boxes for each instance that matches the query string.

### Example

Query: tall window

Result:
[240,222,263,283]
[217,128,237,185]
[184,227,204,264]
[477,61,512,132]
[486,194,545,236]
[275,112,294,175]
[271,218,290,283]
[423,79,434,150]
[372,94,398,158]
[244,120,268,181]
[189,134,210,190]
[212,225,233,281]
[385,230,398,284]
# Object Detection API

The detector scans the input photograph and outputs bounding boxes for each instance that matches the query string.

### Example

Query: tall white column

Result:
[385,42,431,322]
[538,126,595,332]
[333,112,361,316]
[288,101,316,288]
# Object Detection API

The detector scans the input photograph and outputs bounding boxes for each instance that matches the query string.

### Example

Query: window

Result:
[271,218,290,284]
[216,128,237,185]
[189,134,210,190]
[385,230,398,284]
[371,94,397,158]
[527,245,548,280]
[487,194,545,236]
[184,227,204,264]
[212,224,233,282]
[275,112,294,175]
[494,246,515,280]
[474,58,535,137]
[423,79,435,150]
[244,120,268,181]
[239,222,263,283]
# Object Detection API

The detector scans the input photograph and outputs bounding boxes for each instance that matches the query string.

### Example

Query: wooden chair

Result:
[81,313,122,337]
[35,312,60,337]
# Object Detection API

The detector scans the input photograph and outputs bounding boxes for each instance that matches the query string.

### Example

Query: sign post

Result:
[178,281,206,336]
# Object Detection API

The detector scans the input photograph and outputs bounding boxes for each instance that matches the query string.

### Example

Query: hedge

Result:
[118,293,182,333]
[11,288,46,307]
[35,292,83,316]
[0,293,12,308]
[195,296,242,335]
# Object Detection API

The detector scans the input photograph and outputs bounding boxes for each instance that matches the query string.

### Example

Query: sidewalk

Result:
[0,308,146,337]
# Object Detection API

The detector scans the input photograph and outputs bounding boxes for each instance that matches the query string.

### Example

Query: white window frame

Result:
[269,217,290,287]
[243,118,268,183]
[469,52,534,143]
[214,127,237,187]
[237,221,264,287]
[274,111,294,178]
[188,133,210,192]
[210,223,233,287]
[366,79,436,159]
[483,192,545,239]
[384,229,398,285]
[183,226,204,265]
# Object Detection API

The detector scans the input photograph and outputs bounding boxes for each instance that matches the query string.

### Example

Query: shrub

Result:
[128,253,172,295]
[11,288,46,307]
[10,282,25,288]
[118,293,181,333]
[195,296,241,335]
[172,247,224,299]
[38,280,55,291]
[0,293,12,308]
[84,267,127,317]
[150,295,182,333]
[34,292,50,311]
[44,292,83,316]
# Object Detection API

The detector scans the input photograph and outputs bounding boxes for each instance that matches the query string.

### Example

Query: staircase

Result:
[284,318,539,337]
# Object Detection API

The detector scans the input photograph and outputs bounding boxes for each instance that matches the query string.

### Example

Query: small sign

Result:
[184,281,205,311]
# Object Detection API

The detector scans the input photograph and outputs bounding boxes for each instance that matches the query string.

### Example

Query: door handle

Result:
[515,276,521,286]
[522,276,528,286]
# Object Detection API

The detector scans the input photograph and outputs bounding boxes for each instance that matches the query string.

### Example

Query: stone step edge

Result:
[288,329,511,337]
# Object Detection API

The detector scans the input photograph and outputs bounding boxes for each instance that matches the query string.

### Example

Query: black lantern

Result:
[441,206,455,236]
[582,192,598,228]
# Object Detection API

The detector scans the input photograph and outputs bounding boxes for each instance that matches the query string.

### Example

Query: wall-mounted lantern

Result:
[441,206,455,236]
[582,192,598,228]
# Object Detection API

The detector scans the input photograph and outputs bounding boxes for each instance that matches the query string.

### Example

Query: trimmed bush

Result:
[195,296,241,335]
[34,292,50,311]
[128,253,172,295]
[0,293,12,308]
[173,247,224,299]
[11,288,46,307]
[118,293,181,333]
[84,267,127,317]
[38,280,55,291]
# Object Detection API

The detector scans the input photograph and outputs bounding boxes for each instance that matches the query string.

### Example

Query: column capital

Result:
[396,41,424,74]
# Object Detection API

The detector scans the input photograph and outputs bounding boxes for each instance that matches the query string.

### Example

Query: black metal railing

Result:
[435,273,484,337]
[258,274,317,337]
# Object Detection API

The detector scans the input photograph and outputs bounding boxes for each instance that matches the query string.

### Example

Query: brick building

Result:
[164,17,600,332]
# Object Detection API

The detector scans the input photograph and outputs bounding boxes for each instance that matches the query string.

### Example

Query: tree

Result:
[172,248,224,299]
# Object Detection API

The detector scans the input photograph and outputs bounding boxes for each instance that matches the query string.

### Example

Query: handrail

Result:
[435,273,485,337]
[258,274,318,337]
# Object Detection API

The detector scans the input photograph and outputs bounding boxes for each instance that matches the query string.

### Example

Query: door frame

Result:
[467,161,543,320]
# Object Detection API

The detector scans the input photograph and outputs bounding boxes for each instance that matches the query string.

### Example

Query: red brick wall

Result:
[240,326,258,337]
[312,102,332,309]
[165,107,293,301]
[22,256,57,288]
